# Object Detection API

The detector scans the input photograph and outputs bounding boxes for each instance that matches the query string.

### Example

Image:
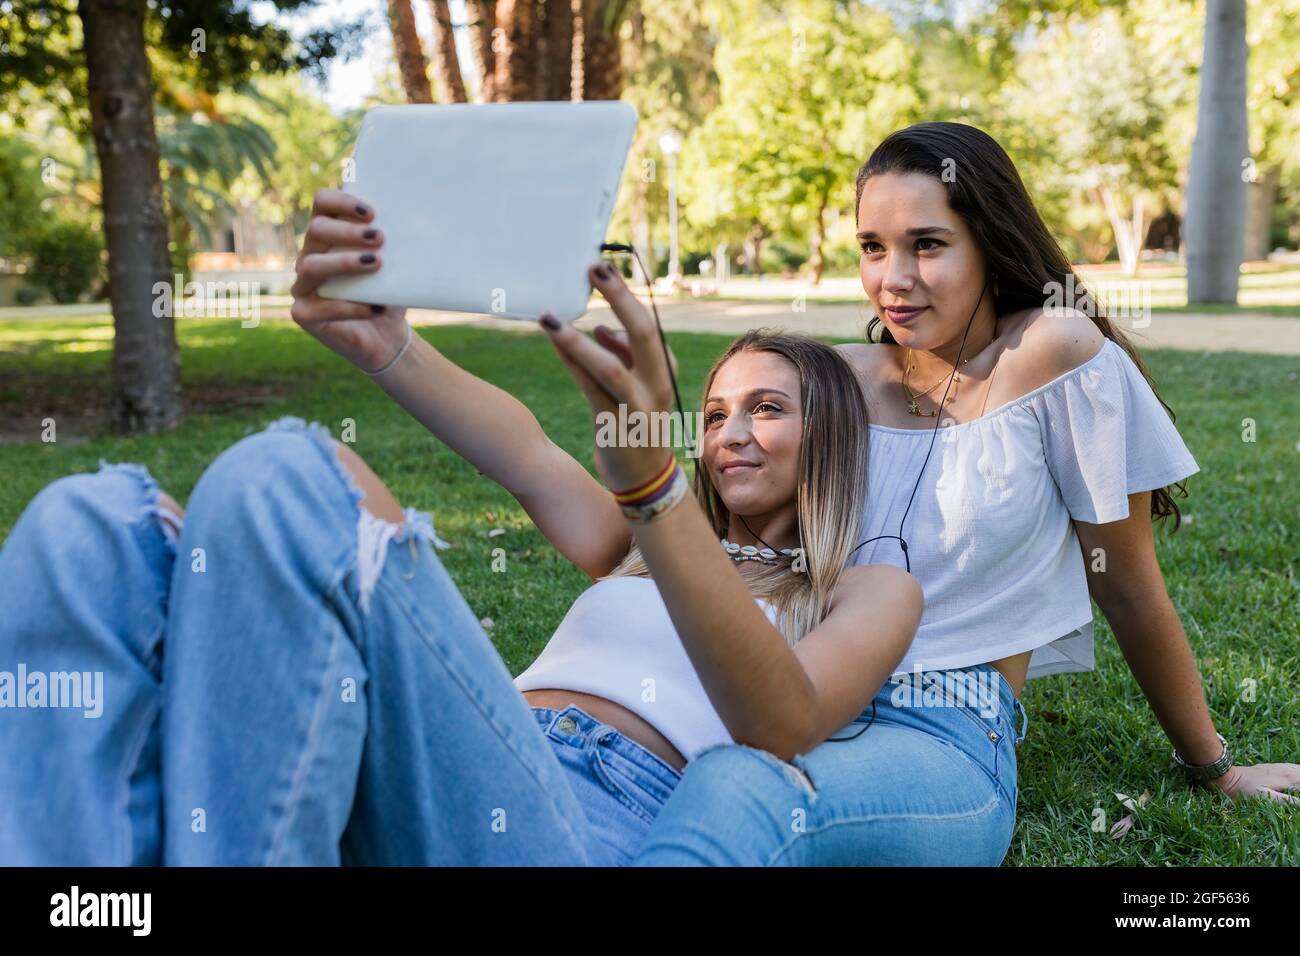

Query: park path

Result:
[408,297,1300,356]
[5,297,1300,355]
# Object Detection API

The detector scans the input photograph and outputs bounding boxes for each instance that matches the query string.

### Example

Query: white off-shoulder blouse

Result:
[850,336,1200,680]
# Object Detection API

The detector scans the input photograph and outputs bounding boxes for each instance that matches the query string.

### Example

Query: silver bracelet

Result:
[363,322,414,377]
[1171,732,1232,782]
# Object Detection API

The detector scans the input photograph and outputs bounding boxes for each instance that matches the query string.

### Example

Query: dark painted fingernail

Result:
[594,263,612,279]
[360,253,376,264]
[362,229,378,240]
[371,304,385,314]
[539,313,560,331]
[356,204,370,215]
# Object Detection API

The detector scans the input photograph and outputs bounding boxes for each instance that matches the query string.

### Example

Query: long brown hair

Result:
[603,329,870,646]
[855,121,1189,530]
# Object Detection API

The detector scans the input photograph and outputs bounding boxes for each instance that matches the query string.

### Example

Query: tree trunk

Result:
[1098,185,1146,277]
[1241,164,1278,262]
[540,0,574,100]
[464,0,497,102]
[1183,0,1249,303]
[744,222,767,275]
[570,0,585,102]
[579,0,625,100]
[494,0,540,102]
[78,0,181,434]
[387,0,433,104]
[808,193,828,285]
[426,0,468,102]
[714,243,729,284]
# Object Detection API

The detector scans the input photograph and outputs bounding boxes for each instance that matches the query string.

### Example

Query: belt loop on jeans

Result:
[584,719,619,753]
[1013,696,1029,746]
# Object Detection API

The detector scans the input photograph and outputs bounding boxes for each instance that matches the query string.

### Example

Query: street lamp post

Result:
[658,129,682,285]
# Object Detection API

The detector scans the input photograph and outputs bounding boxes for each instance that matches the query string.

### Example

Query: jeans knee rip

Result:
[258,416,457,616]
[355,507,451,613]
[260,415,454,614]
[95,459,181,554]
[697,742,818,798]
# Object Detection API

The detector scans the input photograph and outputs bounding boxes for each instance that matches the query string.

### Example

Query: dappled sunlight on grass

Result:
[51,340,113,353]
[0,323,116,344]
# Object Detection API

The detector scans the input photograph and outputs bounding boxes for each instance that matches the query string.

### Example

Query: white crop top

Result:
[514,575,777,762]
[850,336,1200,680]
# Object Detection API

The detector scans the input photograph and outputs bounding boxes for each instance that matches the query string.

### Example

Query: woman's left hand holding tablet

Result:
[538,262,681,494]
[290,188,411,374]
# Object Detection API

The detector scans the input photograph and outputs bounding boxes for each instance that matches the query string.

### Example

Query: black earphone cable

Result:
[598,243,989,744]
[600,242,789,558]
[825,282,988,743]
[845,280,988,574]
[599,243,686,426]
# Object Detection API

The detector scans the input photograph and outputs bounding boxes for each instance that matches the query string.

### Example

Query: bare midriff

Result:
[987,651,1030,699]
[521,689,689,771]
[524,651,1028,774]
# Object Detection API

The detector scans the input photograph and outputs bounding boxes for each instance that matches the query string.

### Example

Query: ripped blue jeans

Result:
[0,414,1027,866]
[0,416,681,865]
[631,662,1029,865]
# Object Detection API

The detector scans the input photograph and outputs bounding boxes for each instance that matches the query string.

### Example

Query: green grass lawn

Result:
[1,316,1297,864]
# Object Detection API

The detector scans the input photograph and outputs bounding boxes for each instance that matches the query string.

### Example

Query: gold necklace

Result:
[901,349,970,417]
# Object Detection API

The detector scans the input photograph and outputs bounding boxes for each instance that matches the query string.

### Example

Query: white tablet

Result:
[317,101,638,322]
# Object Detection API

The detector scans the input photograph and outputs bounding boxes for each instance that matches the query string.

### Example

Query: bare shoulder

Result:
[1008,305,1107,380]
[833,341,889,377]
[834,341,897,411]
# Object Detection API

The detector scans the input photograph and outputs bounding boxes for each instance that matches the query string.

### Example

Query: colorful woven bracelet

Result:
[619,463,688,523]
[612,454,678,505]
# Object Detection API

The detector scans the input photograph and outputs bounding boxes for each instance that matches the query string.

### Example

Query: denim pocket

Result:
[945,670,1022,808]
[925,674,1003,792]
[876,672,1016,809]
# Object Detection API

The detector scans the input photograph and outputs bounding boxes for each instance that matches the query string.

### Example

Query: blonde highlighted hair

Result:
[601,329,870,647]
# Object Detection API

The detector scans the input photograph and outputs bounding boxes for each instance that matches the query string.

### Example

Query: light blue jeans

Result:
[0,414,1026,866]
[631,661,1028,865]
[0,416,680,865]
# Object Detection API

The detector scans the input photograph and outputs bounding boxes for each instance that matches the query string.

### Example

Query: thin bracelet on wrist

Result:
[363,322,414,377]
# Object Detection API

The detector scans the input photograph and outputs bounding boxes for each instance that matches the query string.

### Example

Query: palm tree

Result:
[448,0,634,103]
[464,0,498,102]
[540,0,575,100]
[156,107,279,271]
[577,0,633,100]
[429,0,468,102]
[387,0,434,103]
[494,0,540,101]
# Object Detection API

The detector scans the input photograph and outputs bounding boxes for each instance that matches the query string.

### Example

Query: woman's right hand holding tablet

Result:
[290,188,411,373]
